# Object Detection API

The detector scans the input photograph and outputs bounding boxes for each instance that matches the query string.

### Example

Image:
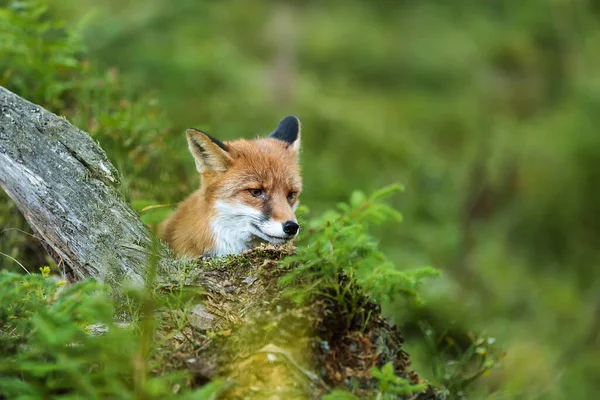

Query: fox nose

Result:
[282,221,299,235]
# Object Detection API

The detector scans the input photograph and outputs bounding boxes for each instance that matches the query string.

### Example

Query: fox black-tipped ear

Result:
[269,116,301,151]
[186,128,232,173]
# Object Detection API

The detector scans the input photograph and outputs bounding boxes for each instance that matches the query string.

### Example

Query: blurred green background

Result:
[2,0,600,398]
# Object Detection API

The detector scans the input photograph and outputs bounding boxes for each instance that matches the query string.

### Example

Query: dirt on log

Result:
[0,86,442,399]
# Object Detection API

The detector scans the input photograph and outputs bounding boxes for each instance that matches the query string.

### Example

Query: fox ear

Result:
[269,116,301,152]
[186,128,232,173]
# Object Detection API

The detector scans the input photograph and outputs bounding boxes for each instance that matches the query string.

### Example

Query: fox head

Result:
[185,116,302,255]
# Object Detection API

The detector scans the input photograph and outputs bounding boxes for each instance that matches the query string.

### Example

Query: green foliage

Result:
[281,185,439,325]
[371,363,427,398]
[323,390,361,400]
[323,363,427,400]
[0,270,223,399]
[280,186,441,398]
[419,322,503,399]
[0,0,82,110]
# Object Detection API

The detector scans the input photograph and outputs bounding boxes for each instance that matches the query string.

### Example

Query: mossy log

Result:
[0,86,440,399]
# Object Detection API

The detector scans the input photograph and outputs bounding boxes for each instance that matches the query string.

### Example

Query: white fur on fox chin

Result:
[210,200,298,257]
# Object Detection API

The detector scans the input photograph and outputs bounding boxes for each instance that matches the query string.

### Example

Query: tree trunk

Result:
[0,86,440,399]
[0,86,151,284]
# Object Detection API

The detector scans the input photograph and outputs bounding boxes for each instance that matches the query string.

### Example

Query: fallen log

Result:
[0,86,151,284]
[0,86,441,399]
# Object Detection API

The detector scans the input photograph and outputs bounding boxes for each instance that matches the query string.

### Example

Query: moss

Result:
[148,245,440,399]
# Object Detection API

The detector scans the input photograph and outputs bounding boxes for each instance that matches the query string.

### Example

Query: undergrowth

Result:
[0,268,223,399]
[418,321,504,399]
[281,185,439,327]
[324,363,427,400]
[277,185,442,399]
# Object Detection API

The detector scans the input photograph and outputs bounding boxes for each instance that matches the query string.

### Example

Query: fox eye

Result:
[287,191,297,202]
[248,188,264,198]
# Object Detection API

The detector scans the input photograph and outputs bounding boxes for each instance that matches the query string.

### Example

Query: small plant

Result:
[323,363,427,400]
[371,362,428,398]
[279,185,441,398]
[420,321,504,399]
[280,184,440,326]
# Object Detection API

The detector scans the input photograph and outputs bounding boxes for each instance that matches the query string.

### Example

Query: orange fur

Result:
[159,119,302,257]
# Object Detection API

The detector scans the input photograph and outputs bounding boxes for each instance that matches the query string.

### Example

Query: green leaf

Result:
[322,389,360,400]
[349,190,366,207]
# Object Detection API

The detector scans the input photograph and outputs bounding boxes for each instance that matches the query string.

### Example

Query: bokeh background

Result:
[2,1,600,398]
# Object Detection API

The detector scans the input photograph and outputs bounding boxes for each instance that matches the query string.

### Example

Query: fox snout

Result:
[282,220,299,235]
[250,214,300,244]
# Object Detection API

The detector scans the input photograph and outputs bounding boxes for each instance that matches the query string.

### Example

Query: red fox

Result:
[159,116,302,257]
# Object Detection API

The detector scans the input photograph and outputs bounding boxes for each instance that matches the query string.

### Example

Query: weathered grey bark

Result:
[0,85,440,399]
[0,86,152,284]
